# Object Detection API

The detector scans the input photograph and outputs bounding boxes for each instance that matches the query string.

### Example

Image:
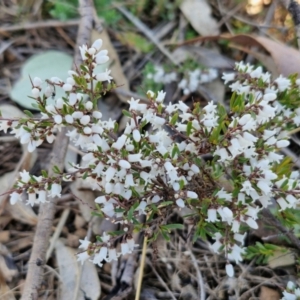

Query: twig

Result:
[0,19,80,33]
[262,208,300,251]
[115,5,179,66]
[146,257,177,300]
[135,235,147,300]
[20,1,94,299]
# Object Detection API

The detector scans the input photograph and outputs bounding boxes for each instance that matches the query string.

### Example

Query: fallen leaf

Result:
[268,249,295,269]
[179,34,300,77]
[180,0,219,36]
[259,286,280,300]
[10,51,73,109]
[55,239,101,300]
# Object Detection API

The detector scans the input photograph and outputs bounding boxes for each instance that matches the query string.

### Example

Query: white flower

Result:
[93,247,108,267]
[133,129,141,142]
[37,190,47,203]
[79,237,91,250]
[63,83,73,92]
[156,90,166,102]
[33,77,43,87]
[276,140,290,148]
[222,73,235,84]
[10,192,21,205]
[80,115,90,125]
[241,180,255,196]
[107,248,118,262]
[31,88,40,98]
[77,251,90,265]
[91,39,103,51]
[54,115,62,124]
[85,101,93,110]
[112,134,127,150]
[20,170,31,183]
[175,198,184,208]
[274,75,291,91]
[206,208,218,222]
[105,166,117,182]
[50,183,62,198]
[27,192,36,206]
[128,97,147,112]
[96,69,112,83]
[245,217,258,229]
[135,201,147,215]
[118,159,131,169]
[79,44,88,60]
[226,263,234,277]
[95,50,109,64]
[65,114,74,124]
[187,191,197,198]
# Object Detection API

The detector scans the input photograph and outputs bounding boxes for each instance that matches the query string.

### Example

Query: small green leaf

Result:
[162,224,184,230]
[24,110,34,118]
[122,109,132,118]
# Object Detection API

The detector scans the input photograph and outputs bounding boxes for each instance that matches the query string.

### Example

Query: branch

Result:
[21,1,94,299]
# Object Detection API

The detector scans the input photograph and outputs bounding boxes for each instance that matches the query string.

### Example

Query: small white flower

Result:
[33,77,43,87]
[10,192,21,205]
[187,191,197,198]
[95,50,109,64]
[27,192,36,206]
[37,190,47,203]
[50,183,62,198]
[206,208,218,222]
[91,39,103,51]
[96,69,112,82]
[85,101,93,110]
[276,140,290,148]
[80,115,90,125]
[93,111,102,119]
[65,115,74,124]
[54,115,62,124]
[93,247,108,267]
[176,198,185,208]
[31,88,40,98]
[63,83,73,92]
[133,129,141,142]
[226,263,234,277]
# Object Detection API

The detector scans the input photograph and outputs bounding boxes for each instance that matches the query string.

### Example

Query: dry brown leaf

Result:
[91,30,129,102]
[179,34,300,77]
[1,172,37,225]
[180,0,219,36]
[268,250,295,269]
[259,286,281,300]
[55,239,101,300]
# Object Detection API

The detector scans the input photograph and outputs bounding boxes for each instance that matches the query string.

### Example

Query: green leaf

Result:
[52,165,60,174]
[122,110,132,118]
[170,112,178,126]
[24,110,34,118]
[186,121,193,136]
[160,230,170,241]
[162,224,184,230]
[41,170,48,178]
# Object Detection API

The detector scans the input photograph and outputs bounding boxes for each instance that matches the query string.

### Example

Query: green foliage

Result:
[244,242,286,265]
[48,0,79,20]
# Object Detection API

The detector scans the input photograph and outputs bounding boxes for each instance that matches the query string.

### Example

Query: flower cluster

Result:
[146,64,218,95]
[281,281,300,300]
[3,40,300,276]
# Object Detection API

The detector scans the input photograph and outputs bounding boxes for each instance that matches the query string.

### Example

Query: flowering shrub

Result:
[2,39,300,278]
